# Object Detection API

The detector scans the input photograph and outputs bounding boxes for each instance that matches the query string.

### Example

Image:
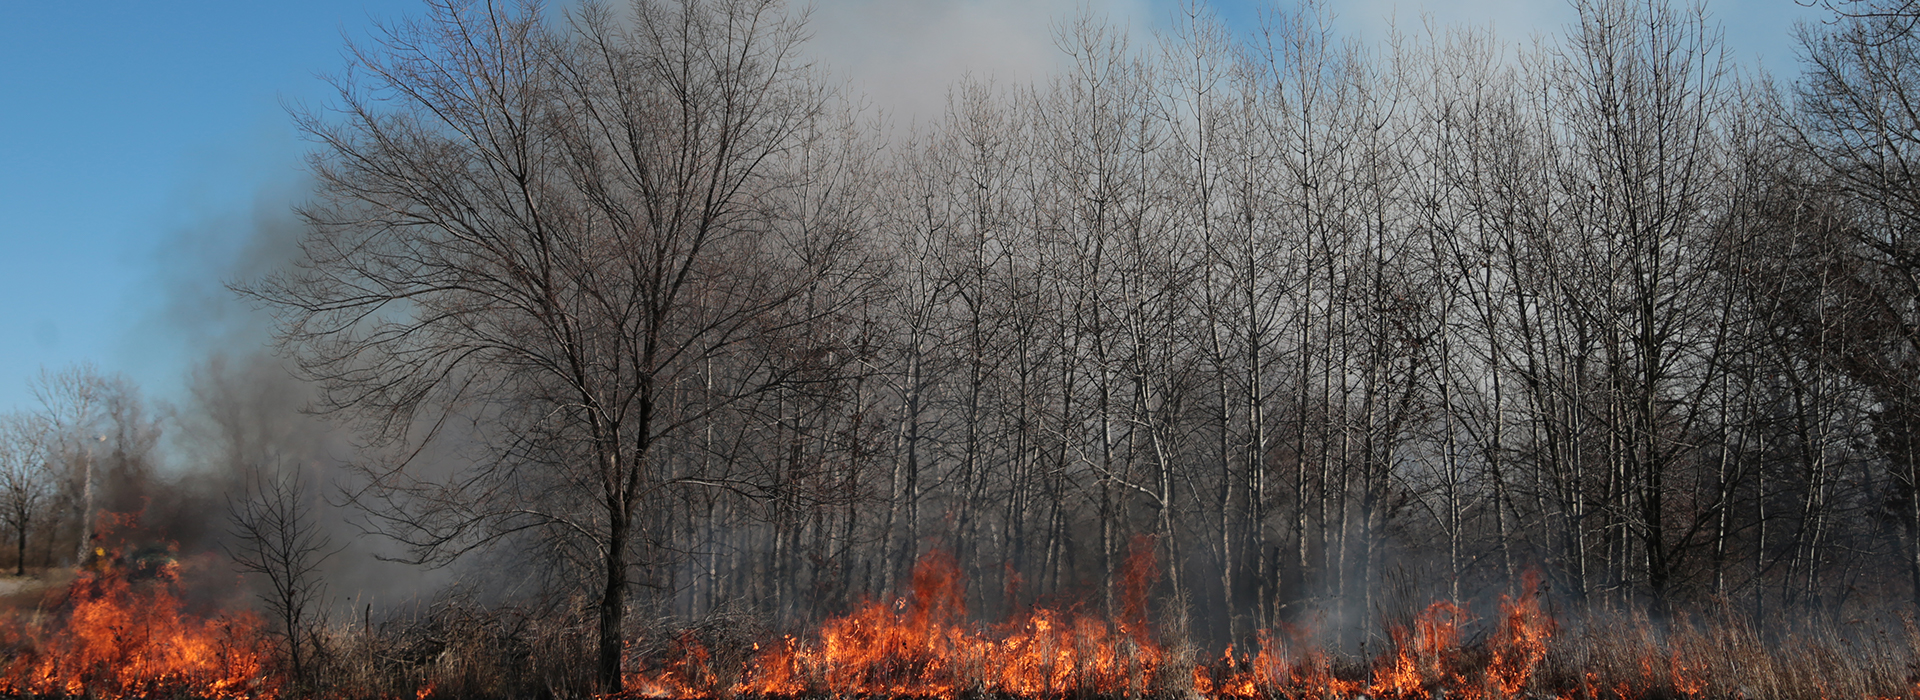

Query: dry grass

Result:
[301,595,596,699]
[1542,606,1918,700]
[262,599,1920,700]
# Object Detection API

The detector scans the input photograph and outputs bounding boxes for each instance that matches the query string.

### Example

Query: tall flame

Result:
[0,515,277,698]
[625,552,1576,700]
[1487,570,1552,697]
[627,542,1171,698]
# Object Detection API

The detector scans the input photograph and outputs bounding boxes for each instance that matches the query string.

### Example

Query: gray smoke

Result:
[145,178,469,624]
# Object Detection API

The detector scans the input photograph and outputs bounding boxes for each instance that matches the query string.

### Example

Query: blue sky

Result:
[0,1,421,413]
[0,0,1819,419]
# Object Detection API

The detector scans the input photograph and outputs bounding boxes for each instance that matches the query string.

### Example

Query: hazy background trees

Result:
[739,0,1920,652]
[24,0,1920,683]
[0,412,54,576]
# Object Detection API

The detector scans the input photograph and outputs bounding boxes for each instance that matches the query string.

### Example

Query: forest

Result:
[8,0,1920,697]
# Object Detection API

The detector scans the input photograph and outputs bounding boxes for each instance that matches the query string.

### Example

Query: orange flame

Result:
[1371,601,1470,700]
[0,513,278,698]
[1487,571,1552,697]
[0,560,276,697]
[623,558,1577,700]
[626,543,1171,698]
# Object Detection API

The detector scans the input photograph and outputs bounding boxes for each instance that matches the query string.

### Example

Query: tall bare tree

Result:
[29,365,151,566]
[1783,5,1920,608]
[247,0,877,690]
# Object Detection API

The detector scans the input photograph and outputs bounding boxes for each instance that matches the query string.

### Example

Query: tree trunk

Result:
[1908,436,1920,610]
[600,496,631,692]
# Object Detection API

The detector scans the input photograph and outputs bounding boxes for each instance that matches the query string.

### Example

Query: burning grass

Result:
[0,532,1914,700]
[0,516,277,699]
[616,547,1559,700]
[619,553,1920,700]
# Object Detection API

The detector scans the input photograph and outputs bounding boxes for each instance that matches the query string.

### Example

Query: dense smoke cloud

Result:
[140,181,469,620]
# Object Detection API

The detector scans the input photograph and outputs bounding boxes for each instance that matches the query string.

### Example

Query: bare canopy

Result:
[242,0,879,690]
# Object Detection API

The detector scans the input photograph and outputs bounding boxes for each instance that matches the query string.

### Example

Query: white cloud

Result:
[1334,0,1573,43]
[796,0,1820,131]
[1332,0,1814,77]
[803,0,1154,127]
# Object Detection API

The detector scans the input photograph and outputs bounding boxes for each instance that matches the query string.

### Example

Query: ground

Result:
[0,570,73,612]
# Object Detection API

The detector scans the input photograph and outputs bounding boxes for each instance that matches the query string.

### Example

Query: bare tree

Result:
[1778,4,1920,608]
[225,463,335,686]
[246,0,877,690]
[1524,0,1738,610]
[0,413,55,576]
[28,365,133,566]
[1809,0,1920,36]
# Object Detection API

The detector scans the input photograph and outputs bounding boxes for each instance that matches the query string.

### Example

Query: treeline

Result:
[75,0,1920,692]
[630,0,1920,642]
[0,367,169,575]
[0,358,337,579]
